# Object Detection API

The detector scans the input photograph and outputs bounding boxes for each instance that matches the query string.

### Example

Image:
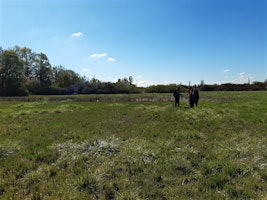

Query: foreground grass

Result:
[0,92,266,199]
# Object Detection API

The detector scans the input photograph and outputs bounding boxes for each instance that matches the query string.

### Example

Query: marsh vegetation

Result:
[0,91,266,199]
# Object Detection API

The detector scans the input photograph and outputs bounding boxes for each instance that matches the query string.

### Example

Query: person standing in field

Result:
[193,85,199,107]
[187,87,194,108]
[173,87,181,107]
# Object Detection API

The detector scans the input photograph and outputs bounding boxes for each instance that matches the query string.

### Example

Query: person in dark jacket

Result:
[188,87,194,108]
[192,86,199,107]
[173,87,181,107]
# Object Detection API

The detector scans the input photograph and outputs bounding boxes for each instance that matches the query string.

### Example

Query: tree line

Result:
[0,46,266,96]
[0,46,141,96]
[145,82,267,93]
[0,46,85,96]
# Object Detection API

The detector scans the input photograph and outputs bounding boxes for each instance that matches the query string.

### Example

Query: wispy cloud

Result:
[71,32,83,37]
[135,75,153,87]
[81,68,90,76]
[82,68,89,72]
[90,53,116,62]
[224,71,254,83]
[239,72,245,77]
[236,72,248,83]
[90,53,108,58]
[137,80,154,87]
[224,69,230,73]
[107,57,116,62]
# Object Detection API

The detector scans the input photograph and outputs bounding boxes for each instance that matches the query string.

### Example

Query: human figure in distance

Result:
[193,85,199,107]
[188,86,194,108]
[173,86,181,107]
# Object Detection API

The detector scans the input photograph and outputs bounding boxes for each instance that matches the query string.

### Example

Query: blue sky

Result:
[1,0,266,86]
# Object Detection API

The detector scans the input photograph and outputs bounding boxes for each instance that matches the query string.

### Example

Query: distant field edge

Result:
[0,94,173,102]
[0,91,266,102]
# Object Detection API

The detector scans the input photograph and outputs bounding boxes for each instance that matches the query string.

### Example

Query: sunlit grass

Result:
[0,91,266,199]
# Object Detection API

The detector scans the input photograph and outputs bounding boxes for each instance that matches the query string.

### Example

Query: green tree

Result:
[35,53,52,87]
[0,50,28,96]
[13,45,36,80]
[129,76,133,85]
[24,52,53,94]
[52,65,82,88]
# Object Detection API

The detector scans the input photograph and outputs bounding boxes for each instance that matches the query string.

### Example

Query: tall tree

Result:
[52,65,82,88]
[35,53,52,87]
[0,50,28,96]
[13,46,36,80]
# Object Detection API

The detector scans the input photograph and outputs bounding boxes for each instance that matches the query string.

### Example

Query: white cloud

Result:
[239,72,245,77]
[135,75,153,87]
[223,70,254,84]
[71,32,83,37]
[99,53,108,57]
[234,72,253,83]
[236,72,246,82]
[81,68,90,76]
[82,68,89,72]
[90,53,108,58]
[90,53,116,62]
[136,80,154,87]
[108,57,116,62]
[224,69,230,73]
[90,53,98,58]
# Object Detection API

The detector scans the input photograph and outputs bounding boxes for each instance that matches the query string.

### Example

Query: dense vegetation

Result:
[0,91,266,199]
[0,46,266,96]
[0,46,84,96]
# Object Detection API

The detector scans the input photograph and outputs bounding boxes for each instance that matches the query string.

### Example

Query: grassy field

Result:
[0,91,266,199]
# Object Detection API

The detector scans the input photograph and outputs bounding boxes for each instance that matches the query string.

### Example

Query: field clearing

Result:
[0,91,266,199]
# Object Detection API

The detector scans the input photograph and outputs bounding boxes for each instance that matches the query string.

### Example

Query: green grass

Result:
[0,91,266,199]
